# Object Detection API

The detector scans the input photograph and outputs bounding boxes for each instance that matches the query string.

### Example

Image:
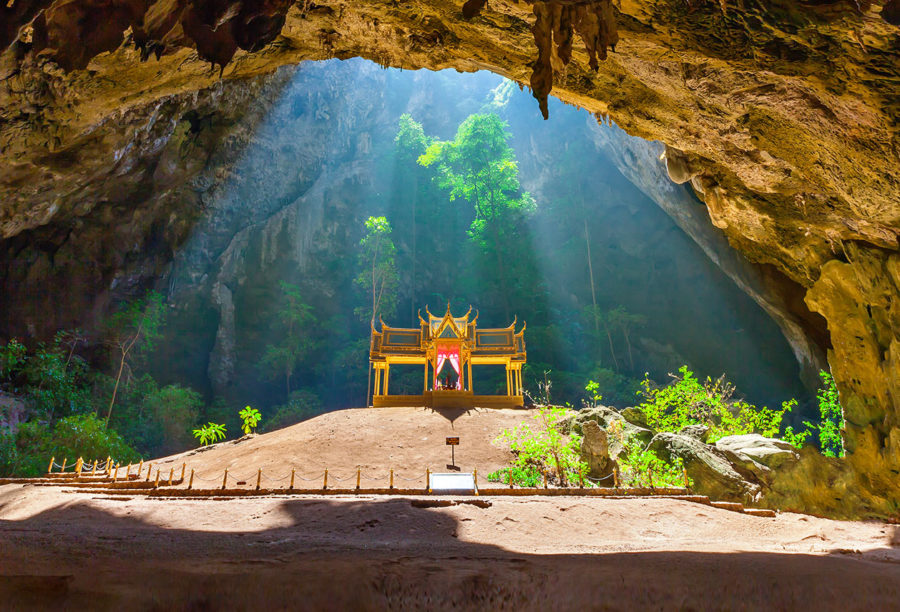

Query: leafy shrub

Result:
[1,335,92,421]
[807,371,844,457]
[4,413,138,477]
[193,422,227,446]
[487,465,543,487]
[618,441,689,488]
[637,366,794,442]
[0,339,26,381]
[491,405,587,486]
[239,406,262,435]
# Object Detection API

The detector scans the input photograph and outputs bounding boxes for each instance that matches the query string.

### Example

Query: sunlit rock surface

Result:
[0,0,898,517]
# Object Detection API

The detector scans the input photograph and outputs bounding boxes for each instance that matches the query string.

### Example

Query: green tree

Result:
[355,216,399,407]
[261,282,317,399]
[418,113,536,320]
[606,306,647,372]
[104,291,165,425]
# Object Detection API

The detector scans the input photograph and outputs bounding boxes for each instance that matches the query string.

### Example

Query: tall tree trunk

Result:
[605,325,619,373]
[624,327,634,371]
[106,350,126,425]
[584,218,599,334]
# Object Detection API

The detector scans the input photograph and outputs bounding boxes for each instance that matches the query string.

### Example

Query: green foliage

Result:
[492,405,586,487]
[782,425,812,449]
[418,114,536,245]
[637,366,794,442]
[803,371,845,457]
[3,413,138,477]
[112,378,202,456]
[606,423,690,488]
[193,422,227,447]
[261,282,317,397]
[620,441,689,488]
[104,291,166,423]
[238,406,262,435]
[0,338,26,380]
[262,389,323,432]
[395,114,430,161]
[585,365,641,408]
[585,380,602,407]
[417,113,537,318]
[487,465,542,488]
[354,216,400,324]
[0,334,93,422]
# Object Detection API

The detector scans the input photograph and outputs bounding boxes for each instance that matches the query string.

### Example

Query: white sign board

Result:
[429,472,476,493]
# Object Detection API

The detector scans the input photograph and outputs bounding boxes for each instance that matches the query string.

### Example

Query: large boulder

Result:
[716,434,799,470]
[678,424,711,443]
[569,406,652,457]
[648,432,760,502]
[580,420,615,480]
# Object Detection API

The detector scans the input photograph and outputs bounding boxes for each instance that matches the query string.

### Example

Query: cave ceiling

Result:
[1,0,899,515]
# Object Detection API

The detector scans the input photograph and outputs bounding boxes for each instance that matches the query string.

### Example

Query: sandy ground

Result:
[1,407,898,609]
[151,407,526,489]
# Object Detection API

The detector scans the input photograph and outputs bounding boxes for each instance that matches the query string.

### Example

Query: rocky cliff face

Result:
[0,0,898,516]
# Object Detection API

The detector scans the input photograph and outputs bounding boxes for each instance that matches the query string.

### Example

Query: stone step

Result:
[743,508,777,518]
[710,501,746,513]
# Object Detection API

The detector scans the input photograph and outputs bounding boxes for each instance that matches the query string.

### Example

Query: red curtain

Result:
[435,343,462,390]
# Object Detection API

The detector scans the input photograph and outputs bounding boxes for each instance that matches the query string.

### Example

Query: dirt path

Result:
[1,407,898,609]
[0,485,898,609]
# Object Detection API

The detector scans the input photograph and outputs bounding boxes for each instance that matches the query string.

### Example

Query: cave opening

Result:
[114,57,816,444]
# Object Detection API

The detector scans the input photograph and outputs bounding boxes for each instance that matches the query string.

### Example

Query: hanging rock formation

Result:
[0,0,898,517]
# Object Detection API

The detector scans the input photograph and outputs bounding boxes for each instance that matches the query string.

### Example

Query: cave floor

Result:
[1,485,897,610]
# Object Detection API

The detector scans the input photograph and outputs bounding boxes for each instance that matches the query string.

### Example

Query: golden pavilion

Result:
[369,305,526,409]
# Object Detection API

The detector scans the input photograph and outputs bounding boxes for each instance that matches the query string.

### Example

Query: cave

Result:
[0,0,898,605]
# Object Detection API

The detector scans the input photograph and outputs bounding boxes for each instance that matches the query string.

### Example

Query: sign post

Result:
[446,436,459,469]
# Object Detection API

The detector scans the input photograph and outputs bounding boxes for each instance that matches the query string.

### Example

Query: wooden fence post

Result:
[613,466,620,489]
[60,458,67,473]
[256,468,262,491]
[682,467,690,490]
[75,457,83,475]
[222,469,228,490]
[356,468,361,491]
[508,468,513,489]
[91,460,98,477]
[113,463,119,482]
[323,469,328,490]
[137,459,143,478]
[473,468,478,492]
[180,463,186,482]
[389,468,394,490]
[426,468,431,493]
[154,468,160,488]
[104,456,110,473]
[290,468,295,490]
[125,463,131,478]
[168,467,173,486]
[47,456,55,474]
[188,469,194,490]
[543,471,548,489]
[146,463,152,482]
